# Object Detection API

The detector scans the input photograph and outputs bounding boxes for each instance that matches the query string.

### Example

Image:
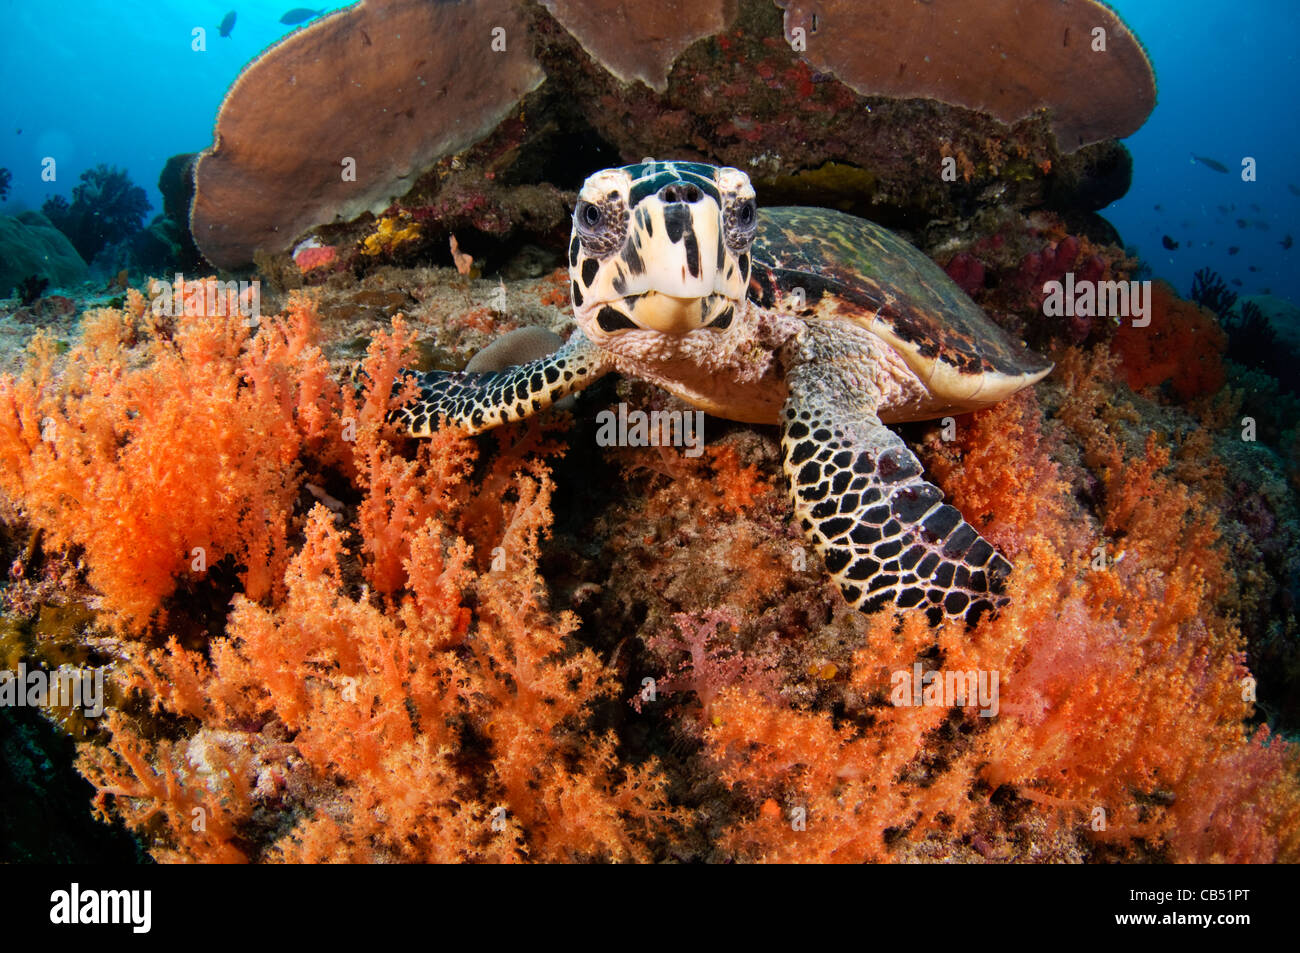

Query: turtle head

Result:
[568,161,756,341]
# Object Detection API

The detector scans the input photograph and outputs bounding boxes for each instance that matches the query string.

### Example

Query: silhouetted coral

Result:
[0,166,11,201]
[41,164,151,263]
[133,153,204,273]
[1221,300,1300,393]
[0,212,88,293]
[1190,267,1238,319]
[16,275,48,307]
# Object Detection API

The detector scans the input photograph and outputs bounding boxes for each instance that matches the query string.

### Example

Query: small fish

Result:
[219,10,236,37]
[1231,279,1243,287]
[1153,203,1163,212]
[1228,246,1240,255]
[1249,265,1259,272]
[1236,219,1249,228]
[1282,234,1294,250]
[280,7,323,24]
[1289,184,1300,197]
[1262,287,1272,294]
[1191,154,1229,174]
[1161,235,1179,250]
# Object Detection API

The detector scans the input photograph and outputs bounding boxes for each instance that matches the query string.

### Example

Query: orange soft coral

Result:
[0,292,344,630]
[24,285,1300,864]
[78,712,254,864]
[698,346,1300,862]
[921,391,1074,557]
[944,353,1299,860]
[704,444,773,515]
[79,321,678,862]
[91,498,677,862]
[347,315,479,597]
[706,615,984,863]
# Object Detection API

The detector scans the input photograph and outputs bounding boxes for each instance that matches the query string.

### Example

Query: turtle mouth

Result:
[630,292,704,333]
[598,291,740,335]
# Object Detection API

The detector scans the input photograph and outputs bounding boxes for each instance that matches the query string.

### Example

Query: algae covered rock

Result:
[0,213,88,296]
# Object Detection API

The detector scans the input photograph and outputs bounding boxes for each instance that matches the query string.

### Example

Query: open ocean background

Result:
[0,0,1296,303]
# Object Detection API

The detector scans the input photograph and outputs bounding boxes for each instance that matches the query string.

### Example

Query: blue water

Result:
[1,1,346,216]
[1103,0,1300,302]
[0,0,1296,303]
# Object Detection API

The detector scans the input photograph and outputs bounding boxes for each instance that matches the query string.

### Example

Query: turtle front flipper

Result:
[782,333,1010,627]
[395,330,612,436]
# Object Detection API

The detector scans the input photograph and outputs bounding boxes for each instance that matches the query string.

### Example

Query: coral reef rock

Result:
[0,213,88,295]
[189,0,1154,268]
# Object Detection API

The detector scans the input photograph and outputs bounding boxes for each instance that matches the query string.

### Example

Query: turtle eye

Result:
[576,201,606,234]
[574,194,629,256]
[725,197,758,250]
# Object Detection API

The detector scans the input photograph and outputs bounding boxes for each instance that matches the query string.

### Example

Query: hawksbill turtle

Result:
[395,161,1052,626]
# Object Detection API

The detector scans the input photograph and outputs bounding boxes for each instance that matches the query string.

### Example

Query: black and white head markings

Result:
[569,161,754,338]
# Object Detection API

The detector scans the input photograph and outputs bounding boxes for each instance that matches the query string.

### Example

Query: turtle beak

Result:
[629,292,704,334]
[616,189,743,334]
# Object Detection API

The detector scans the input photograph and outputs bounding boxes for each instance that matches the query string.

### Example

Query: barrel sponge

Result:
[775,0,1155,150]
[540,0,737,91]
[190,0,544,268]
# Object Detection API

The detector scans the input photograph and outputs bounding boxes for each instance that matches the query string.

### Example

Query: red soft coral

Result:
[1111,280,1227,401]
